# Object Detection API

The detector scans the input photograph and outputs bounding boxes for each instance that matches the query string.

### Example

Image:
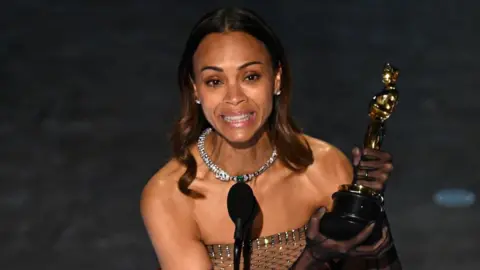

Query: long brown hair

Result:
[171,7,313,195]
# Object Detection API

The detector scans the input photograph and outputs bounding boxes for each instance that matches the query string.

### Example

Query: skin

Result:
[141,32,393,270]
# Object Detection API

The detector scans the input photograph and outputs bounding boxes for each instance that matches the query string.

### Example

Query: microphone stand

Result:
[233,219,244,270]
[227,182,258,270]
[233,219,254,270]
[242,225,253,270]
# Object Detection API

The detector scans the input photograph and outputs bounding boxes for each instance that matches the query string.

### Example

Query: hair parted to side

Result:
[171,7,314,195]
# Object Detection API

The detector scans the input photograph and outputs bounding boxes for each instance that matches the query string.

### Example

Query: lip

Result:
[220,111,255,117]
[220,111,256,128]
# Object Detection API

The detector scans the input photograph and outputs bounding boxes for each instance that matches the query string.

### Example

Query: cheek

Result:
[200,102,216,120]
[264,95,274,115]
[198,99,221,128]
[248,90,274,116]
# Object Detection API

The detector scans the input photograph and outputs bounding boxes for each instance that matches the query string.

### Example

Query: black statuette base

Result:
[319,190,384,245]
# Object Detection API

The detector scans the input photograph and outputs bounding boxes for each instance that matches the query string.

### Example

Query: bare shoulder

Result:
[143,158,184,192]
[303,134,352,175]
[141,159,192,215]
[140,159,211,269]
[302,134,354,205]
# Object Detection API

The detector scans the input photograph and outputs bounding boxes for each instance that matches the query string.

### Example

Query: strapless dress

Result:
[205,224,308,270]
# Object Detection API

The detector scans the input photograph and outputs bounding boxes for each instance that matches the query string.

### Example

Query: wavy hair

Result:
[171,7,313,195]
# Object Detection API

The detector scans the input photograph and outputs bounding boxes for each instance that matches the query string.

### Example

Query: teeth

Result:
[223,113,252,122]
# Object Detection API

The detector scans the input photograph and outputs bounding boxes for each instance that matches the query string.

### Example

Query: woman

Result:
[141,7,401,270]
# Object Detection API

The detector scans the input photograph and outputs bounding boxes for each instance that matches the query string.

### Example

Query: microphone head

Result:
[227,182,258,225]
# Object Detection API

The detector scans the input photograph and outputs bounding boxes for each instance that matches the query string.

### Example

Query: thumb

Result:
[344,221,375,249]
[352,146,362,166]
[307,207,327,238]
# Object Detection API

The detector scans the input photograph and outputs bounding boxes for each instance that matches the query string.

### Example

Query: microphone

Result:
[227,182,258,270]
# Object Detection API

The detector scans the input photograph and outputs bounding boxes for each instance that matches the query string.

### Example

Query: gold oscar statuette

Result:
[319,63,400,243]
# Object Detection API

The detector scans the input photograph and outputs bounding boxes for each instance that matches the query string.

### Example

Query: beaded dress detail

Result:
[205,225,308,269]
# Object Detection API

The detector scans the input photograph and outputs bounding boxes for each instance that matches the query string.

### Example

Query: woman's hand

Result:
[308,208,392,259]
[290,207,393,269]
[352,147,393,192]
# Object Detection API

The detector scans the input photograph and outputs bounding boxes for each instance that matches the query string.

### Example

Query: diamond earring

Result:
[195,99,201,104]
[275,90,281,96]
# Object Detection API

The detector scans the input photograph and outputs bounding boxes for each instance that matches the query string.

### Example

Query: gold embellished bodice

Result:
[205,225,308,269]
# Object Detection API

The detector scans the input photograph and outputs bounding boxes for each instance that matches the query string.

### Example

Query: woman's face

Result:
[192,31,281,145]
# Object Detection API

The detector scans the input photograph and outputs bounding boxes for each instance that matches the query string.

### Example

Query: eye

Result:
[245,73,261,81]
[206,79,222,87]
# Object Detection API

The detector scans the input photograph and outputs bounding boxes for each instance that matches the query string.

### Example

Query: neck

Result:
[205,129,275,177]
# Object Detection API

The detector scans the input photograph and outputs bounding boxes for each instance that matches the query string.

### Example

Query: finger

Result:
[356,169,388,184]
[359,160,393,172]
[343,222,375,249]
[306,207,327,239]
[356,168,374,181]
[363,149,392,161]
[349,227,392,257]
[352,147,362,166]
[351,226,390,256]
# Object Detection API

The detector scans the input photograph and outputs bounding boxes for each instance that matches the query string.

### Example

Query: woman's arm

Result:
[337,221,402,270]
[297,141,402,270]
[338,246,402,270]
[322,209,402,270]
[289,248,332,270]
[141,170,212,270]
[289,209,401,270]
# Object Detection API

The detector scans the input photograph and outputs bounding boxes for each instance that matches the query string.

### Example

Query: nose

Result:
[224,83,246,105]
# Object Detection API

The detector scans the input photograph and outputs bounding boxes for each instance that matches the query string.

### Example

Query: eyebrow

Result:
[200,61,263,72]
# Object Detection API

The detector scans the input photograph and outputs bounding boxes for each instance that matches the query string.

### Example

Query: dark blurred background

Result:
[2,0,479,269]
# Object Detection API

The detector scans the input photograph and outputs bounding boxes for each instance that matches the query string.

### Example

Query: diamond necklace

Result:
[197,127,278,183]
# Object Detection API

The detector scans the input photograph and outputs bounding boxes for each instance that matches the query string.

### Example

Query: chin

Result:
[223,129,257,142]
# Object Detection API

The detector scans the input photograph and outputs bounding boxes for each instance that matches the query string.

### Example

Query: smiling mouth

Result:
[221,112,255,122]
